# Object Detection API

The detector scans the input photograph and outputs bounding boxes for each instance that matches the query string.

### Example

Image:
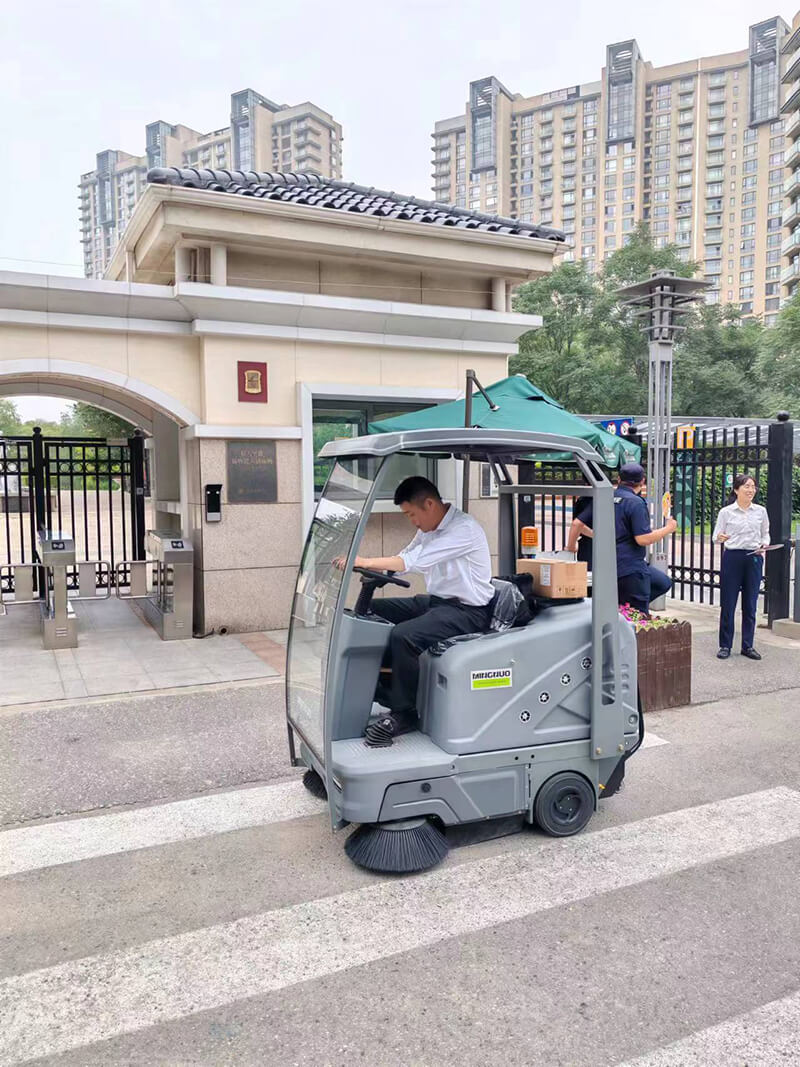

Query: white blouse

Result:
[712,502,770,552]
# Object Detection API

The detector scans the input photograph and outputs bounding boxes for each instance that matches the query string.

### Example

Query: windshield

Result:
[286,457,380,759]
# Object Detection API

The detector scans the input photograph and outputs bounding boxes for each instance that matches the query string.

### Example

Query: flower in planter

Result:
[618,603,680,631]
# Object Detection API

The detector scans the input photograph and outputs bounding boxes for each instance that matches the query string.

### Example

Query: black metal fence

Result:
[666,425,769,604]
[0,427,147,594]
[517,420,796,613]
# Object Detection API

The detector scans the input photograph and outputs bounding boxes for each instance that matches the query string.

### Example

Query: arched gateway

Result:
[0,170,563,632]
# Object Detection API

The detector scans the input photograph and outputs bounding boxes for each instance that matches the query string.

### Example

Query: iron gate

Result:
[0,427,147,594]
[667,425,770,604]
[518,422,792,608]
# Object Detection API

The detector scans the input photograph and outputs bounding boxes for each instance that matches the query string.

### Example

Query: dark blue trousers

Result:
[719,549,763,651]
[617,565,673,614]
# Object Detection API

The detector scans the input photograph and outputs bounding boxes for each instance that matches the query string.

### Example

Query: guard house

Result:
[0,170,564,632]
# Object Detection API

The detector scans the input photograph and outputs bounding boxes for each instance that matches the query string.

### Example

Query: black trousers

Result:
[719,549,763,651]
[370,595,492,714]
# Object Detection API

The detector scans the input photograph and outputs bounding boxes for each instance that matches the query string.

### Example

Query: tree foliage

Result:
[509,223,793,420]
[60,403,134,438]
[0,399,135,438]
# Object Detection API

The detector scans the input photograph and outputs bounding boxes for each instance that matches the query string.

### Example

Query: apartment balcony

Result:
[783,228,800,256]
[785,169,800,198]
[786,139,800,169]
[784,22,800,54]
[781,258,800,284]
[784,47,800,84]
[783,198,800,228]
[782,83,800,116]
[785,109,800,143]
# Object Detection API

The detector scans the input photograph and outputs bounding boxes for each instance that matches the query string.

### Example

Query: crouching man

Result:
[337,476,493,744]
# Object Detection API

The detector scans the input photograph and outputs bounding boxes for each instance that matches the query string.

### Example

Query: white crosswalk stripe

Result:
[0,736,668,877]
[640,731,669,749]
[616,988,800,1066]
[1,787,799,1065]
[0,778,324,878]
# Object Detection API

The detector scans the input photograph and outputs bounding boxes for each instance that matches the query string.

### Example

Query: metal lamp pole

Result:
[615,271,710,606]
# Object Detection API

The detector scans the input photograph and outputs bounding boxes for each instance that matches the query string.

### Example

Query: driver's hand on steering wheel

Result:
[332,555,364,570]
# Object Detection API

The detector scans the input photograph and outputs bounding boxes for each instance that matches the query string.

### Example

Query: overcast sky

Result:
[0,0,790,415]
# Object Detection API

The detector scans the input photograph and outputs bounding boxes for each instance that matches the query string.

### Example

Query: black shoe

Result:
[717,648,730,659]
[364,712,416,748]
[741,647,762,661]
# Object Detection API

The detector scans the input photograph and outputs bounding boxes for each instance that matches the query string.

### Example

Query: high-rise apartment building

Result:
[432,17,793,322]
[79,89,343,278]
[781,13,800,301]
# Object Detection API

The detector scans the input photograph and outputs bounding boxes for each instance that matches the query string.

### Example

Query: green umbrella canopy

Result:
[368,375,640,468]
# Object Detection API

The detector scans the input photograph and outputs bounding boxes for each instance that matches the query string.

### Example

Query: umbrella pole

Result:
[462,369,474,512]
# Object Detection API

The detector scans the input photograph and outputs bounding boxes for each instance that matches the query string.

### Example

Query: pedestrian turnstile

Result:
[38,531,77,649]
[140,531,193,640]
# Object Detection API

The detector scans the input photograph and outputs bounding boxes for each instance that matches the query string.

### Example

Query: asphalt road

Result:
[2,674,800,1066]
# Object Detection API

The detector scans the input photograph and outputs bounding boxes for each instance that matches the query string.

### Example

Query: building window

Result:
[472,110,494,170]
[312,401,436,497]
[750,20,779,125]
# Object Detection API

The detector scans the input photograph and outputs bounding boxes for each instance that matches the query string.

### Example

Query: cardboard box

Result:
[516,557,588,599]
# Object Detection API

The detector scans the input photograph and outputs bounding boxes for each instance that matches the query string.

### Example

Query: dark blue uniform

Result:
[576,485,672,612]
[573,496,594,568]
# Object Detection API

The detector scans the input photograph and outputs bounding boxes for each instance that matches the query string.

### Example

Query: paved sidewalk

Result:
[3,591,796,712]
[0,599,284,707]
[665,598,800,706]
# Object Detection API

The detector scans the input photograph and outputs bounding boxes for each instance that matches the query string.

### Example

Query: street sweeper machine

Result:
[285,428,642,874]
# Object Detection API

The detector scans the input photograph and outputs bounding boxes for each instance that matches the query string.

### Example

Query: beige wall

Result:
[0,325,203,423]
[199,335,508,426]
[224,251,495,308]
[186,438,304,632]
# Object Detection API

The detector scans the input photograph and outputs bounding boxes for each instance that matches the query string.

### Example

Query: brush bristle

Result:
[344,819,449,873]
[302,768,328,800]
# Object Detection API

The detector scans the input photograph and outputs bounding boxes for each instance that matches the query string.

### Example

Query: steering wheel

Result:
[353,566,410,588]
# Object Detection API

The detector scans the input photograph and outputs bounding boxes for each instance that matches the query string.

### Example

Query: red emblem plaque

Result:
[237,361,268,403]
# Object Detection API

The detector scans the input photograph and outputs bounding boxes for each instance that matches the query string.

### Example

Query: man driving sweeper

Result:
[335,476,493,743]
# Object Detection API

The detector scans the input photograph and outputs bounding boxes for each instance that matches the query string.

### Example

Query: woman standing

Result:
[713,474,770,661]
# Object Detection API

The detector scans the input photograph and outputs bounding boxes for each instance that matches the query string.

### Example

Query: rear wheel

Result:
[534,773,595,837]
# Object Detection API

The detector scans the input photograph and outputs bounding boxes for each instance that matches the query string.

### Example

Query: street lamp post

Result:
[615,271,710,606]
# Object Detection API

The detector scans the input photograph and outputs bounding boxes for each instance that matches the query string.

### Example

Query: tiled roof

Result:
[146,168,565,244]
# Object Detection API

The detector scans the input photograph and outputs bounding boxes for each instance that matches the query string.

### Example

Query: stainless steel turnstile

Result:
[39,531,78,649]
[120,531,193,640]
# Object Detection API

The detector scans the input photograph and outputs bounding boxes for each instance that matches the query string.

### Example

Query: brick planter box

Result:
[636,621,692,712]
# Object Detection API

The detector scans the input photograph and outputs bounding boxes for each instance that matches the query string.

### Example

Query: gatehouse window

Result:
[312,400,436,499]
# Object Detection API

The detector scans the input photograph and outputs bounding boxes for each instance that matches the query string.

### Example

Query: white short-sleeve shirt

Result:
[398,504,494,606]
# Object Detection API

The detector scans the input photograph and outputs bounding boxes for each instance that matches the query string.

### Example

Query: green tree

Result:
[587,223,699,401]
[511,223,698,414]
[673,305,765,416]
[60,403,135,438]
[0,399,22,434]
[757,290,800,417]
[511,261,602,409]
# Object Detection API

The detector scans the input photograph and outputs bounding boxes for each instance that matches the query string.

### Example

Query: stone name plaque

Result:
[226,441,278,504]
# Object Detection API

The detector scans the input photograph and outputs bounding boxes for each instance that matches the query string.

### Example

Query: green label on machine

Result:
[471,668,512,690]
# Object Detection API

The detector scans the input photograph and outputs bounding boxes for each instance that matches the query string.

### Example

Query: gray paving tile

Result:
[82,675,156,697]
[208,663,278,681]
[0,683,66,706]
[60,680,89,698]
[145,668,218,689]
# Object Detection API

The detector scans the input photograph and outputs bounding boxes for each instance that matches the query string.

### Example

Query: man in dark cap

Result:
[568,463,677,614]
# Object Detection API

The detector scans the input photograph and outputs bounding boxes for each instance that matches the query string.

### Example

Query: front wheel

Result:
[534,773,595,837]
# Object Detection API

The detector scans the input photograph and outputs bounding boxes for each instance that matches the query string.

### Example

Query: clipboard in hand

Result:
[747,544,783,555]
